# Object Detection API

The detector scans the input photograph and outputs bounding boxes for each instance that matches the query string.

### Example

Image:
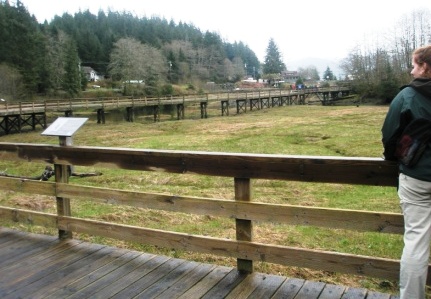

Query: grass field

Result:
[0,103,403,294]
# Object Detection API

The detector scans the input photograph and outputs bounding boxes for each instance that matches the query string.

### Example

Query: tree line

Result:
[0,0,261,100]
[1,1,430,103]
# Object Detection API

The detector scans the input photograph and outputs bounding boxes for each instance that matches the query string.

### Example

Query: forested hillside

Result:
[3,1,431,103]
[0,0,260,100]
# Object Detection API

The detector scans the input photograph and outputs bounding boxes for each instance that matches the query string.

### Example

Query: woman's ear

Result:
[421,64,431,78]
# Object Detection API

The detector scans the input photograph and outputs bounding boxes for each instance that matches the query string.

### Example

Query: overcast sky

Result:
[21,0,431,74]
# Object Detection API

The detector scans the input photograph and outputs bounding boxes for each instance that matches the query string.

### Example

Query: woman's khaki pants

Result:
[398,173,431,299]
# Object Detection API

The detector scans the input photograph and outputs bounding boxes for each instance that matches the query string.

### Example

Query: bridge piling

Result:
[97,109,105,124]
[236,99,247,114]
[153,106,160,122]
[177,103,184,120]
[126,107,134,122]
[200,102,207,119]
[221,100,229,116]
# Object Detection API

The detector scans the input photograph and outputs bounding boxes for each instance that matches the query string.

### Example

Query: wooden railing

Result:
[1,142,425,284]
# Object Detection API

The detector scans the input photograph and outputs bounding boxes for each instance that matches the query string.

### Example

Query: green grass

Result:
[0,104,402,293]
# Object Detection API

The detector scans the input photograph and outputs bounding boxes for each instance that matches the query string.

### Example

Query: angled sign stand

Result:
[41,117,88,137]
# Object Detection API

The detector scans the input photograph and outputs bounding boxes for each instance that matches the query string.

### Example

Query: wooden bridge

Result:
[0,141,416,298]
[0,87,350,135]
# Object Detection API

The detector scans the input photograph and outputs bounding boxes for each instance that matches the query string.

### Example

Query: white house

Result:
[82,66,100,82]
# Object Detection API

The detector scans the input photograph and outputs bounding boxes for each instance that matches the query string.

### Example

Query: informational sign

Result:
[41,117,88,137]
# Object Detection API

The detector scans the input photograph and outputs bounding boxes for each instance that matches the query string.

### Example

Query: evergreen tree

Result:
[166,51,179,84]
[62,38,81,97]
[44,29,68,94]
[0,0,46,98]
[263,38,285,74]
[323,66,335,80]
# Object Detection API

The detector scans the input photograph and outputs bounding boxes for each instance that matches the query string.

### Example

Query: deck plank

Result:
[65,252,157,299]
[46,250,144,298]
[0,236,59,268]
[0,227,399,299]
[0,239,82,292]
[225,272,270,298]
[3,243,106,298]
[137,263,215,298]
[0,228,28,246]
[0,236,60,267]
[200,268,248,299]
[341,287,368,299]
[271,277,305,299]
[247,274,287,298]
[176,266,233,299]
[109,256,184,298]
[1,241,99,298]
[366,291,392,299]
[318,284,346,299]
[12,245,120,298]
[85,254,155,298]
[294,280,326,298]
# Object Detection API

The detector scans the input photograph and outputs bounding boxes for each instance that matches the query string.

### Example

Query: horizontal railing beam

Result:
[56,215,405,282]
[56,182,404,234]
[0,143,398,186]
[0,177,404,234]
[0,206,57,228]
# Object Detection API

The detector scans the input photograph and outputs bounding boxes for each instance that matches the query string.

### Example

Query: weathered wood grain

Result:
[54,216,404,281]
[55,182,403,233]
[0,177,404,234]
[0,228,399,298]
[0,206,57,228]
[0,142,398,185]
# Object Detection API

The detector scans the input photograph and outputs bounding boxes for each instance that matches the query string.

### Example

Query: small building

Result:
[82,66,100,82]
[281,71,299,83]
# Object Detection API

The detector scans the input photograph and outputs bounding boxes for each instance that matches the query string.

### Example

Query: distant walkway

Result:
[0,228,397,298]
[0,87,350,135]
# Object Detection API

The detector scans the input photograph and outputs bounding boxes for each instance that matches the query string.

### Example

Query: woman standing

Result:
[382,45,431,299]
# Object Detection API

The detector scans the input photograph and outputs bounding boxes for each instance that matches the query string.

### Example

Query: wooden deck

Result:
[0,228,398,299]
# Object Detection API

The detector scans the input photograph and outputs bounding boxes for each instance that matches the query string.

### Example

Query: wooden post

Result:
[31,113,36,130]
[126,107,134,122]
[55,136,72,239]
[153,106,160,122]
[200,102,207,119]
[177,104,184,120]
[221,100,229,116]
[97,108,105,124]
[234,177,253,273]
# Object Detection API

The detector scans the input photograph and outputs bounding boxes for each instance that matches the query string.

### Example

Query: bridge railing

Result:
[0,142,410,284]
[0,143,418,281]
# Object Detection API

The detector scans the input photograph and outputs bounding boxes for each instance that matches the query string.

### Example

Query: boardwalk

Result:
[0,228,398,299]
[0,87,351,135]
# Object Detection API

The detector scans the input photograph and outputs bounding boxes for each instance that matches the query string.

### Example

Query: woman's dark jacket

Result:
[382,78,431,182]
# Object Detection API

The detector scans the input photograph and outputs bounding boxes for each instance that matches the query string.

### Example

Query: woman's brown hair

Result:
[413,45,431,76]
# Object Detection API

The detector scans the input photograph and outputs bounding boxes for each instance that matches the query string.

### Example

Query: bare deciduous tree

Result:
[108,37,167,84]
[341,9,431,100]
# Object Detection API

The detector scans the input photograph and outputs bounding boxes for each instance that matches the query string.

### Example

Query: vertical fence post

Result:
[55,136,72,239]
[234,177,253,273]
